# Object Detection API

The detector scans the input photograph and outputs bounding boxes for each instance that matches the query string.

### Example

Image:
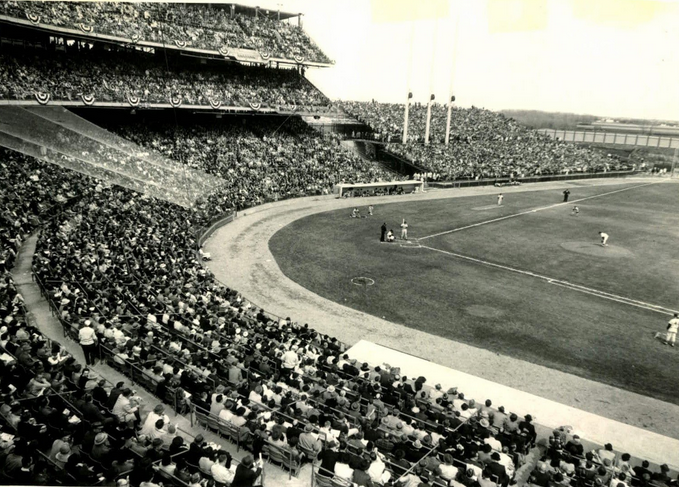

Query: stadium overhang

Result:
[0,13,333,68]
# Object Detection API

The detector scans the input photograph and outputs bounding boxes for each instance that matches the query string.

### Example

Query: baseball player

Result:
[599,232,609,247]
[657,313,679,347]
[400,219,408,240]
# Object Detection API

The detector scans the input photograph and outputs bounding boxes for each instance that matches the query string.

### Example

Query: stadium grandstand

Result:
[0,2,676,487]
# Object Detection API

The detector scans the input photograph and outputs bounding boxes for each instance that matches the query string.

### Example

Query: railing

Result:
[538,128,679,149]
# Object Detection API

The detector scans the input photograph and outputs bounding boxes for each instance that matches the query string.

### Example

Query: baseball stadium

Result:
[0,1,678,487]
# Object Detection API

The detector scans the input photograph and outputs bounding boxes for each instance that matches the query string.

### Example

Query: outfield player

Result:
[657,313,679,347]
[571,206,579,216]
[368,205,374,216]
[599,232,609,247]
[497,194,504,206]
[400,219,408,240]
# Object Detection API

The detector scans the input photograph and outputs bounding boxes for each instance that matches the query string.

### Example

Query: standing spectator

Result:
[78,320,98,366]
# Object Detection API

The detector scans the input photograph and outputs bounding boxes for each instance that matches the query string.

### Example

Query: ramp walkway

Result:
[0,106,223,207]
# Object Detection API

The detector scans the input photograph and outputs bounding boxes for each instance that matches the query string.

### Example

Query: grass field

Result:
[269,181,679,404]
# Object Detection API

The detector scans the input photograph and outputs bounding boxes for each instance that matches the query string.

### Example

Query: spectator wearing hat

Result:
[298,423,322,455]
[91,432,112,464]
[231,454,262,487]
[78,320,98,366]
[186,434,208,465]
[406,439,427,463]
[54,444,72,469]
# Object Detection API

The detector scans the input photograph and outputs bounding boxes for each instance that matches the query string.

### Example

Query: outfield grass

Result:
[269,182,679,404]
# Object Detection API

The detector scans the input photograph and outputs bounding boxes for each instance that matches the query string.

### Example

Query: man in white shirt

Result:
[141,404,170,436]
[210,452,234,485]
[281,348,299,371]
[78,320,98,366]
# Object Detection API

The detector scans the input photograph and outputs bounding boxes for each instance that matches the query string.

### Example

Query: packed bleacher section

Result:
[0,45,328,109]
[105,116,401,221]
[336,101,624,181]
[0,150,266,486]
[0,1,331,64]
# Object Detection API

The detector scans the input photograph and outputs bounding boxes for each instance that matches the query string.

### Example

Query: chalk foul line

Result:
[419,245,677,316]
[419,182,661,241]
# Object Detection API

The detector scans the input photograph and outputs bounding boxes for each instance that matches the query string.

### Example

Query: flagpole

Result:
[424,18,439,145]
[425,95,434,145]
[445,10,460,146]
[403,21,415,144]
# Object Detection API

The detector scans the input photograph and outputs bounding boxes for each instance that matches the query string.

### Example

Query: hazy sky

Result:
[237,0,679,120]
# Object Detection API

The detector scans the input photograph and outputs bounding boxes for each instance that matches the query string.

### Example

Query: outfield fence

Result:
[429,169,640,189]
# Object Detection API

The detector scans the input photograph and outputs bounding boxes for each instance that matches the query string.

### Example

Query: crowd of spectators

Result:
[1,1,331,64]
[0,133,676,486]
[27,178,679,487]
[0,45,328,108]
[336,101,625,181]
[30,182,536,487]
[107,116,400,222]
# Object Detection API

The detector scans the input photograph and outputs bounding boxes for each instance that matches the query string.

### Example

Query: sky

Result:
[236,0,679,121]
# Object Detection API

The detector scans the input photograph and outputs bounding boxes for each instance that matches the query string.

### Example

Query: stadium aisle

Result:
[10,233,314,487]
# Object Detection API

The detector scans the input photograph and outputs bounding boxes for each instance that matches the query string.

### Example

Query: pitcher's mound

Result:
[465,305,504,318]
[560,241,634,258]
